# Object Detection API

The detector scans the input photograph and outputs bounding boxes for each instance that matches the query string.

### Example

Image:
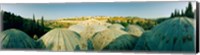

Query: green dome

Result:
[134,31,152,50]
[0,29,36,49]
[103,34,139,51]
[147,17,195,51]
[92,28,127,51]
[39,28,81,51]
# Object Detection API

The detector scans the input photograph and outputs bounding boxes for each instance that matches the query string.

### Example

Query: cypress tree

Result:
[181,9,185,16]
[170,12,174,18]
[41,16,44,33]
[174,9,179,17]
[185,2,194,18]
[32,14,36,37]
[33,14,36,23]
[177,10,181,16]
[41,16,44,27]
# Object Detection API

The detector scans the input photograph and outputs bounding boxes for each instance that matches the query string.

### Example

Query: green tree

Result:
[41,16,44,33]
[185,2,194,18]
[32,14,37,37]
[170,12,175,18]
[174,9,181,17]
[181,9,185,16]
[2,11,50,38]
[170,2,194,18]
[33,14,36,23]
[41,16,44,27]
[127,19,130,24]
[120,22,129,27]
[107,19,111,23]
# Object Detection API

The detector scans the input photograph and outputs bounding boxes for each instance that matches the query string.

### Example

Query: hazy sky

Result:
[1,2,196,20]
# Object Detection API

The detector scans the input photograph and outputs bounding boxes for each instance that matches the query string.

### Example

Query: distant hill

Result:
[53,16,159,30]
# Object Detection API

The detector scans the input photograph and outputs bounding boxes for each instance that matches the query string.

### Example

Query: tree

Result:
[120,22,129,27]
[32,14,36,37]
[41,16,44,33]
[174,9,181,17]
[170,12,175,18]
[41,16,44,27]
[127,19,130,24]
[170,2,194,18]
[181,9,185,16]
[107,19,111,23]
[33,14,36,23]
[185,2,194,18]
[2,11,50,38]
[177,10,181,16]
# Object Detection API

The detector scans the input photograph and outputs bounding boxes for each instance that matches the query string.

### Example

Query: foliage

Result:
[185,2,194,18]
[120,22,129,28]
[170,2,194,18]
[1,11,50,39]
[106,17,158,30]
[44,21,75,29]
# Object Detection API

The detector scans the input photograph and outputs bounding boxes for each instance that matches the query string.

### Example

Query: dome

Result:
[102,34,139,51]
[69,19,108,33]
[78,27,95,50]
[68,24,86,33]
[39,28,81,51]
[0,29,36,49]
[79,26,98,40]
[68,19,110,51]
[191,19,196,30]
[125,25,144,37]
[146,17,195,51]
[134,31,153,50]
[108,24,125,30]
[92,28,127,51]
[75,38,94,51]
[73,26,99,51]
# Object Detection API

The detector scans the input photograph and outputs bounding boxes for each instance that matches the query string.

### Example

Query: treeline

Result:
[1,11,50,39]
[107,17,157,30]
[44,21,74,29]
[157,2,195,25]
[170,2,195,18]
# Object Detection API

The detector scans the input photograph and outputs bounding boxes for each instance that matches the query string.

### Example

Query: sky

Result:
[0,2,196,20]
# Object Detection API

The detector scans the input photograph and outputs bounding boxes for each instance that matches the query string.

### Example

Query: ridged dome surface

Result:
[92,28,127,51]
[39,28,81,51]
[146,17,195,51]
[134,31,152,50]
[0,29,36,49]
[69,19,109,33]
[125,25,144,37]
[103,34,139,51]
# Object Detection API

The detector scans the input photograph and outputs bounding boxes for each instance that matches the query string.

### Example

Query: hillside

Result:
[48,16,158,30]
